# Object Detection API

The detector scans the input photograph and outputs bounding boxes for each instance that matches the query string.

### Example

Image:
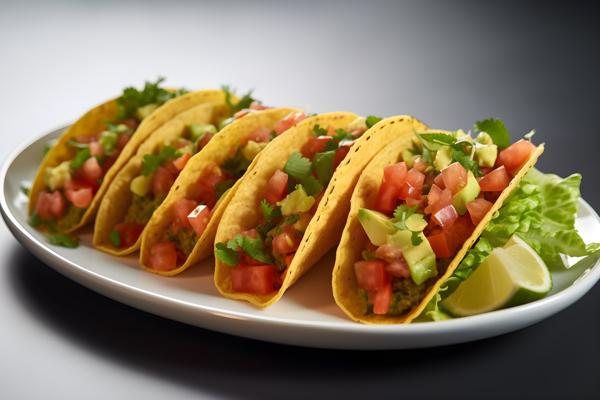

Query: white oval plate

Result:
[2,127,600,350]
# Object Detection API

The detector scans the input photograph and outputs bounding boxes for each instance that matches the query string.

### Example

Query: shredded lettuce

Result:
[418,168,598,321]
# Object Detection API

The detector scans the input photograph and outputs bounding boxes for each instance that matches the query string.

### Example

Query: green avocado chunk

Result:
[387,230,437,285]
[452,171,480,214]
[358,208,396,246]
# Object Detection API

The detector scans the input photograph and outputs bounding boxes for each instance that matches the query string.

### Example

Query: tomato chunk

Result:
[496,139,535,176]
[264,169,288,204]
[441,162,467,194]
[399,168,425,200]
[89,141,103,157]
[64,183,93,209]
[152,166,176,196]
[35,191,65,220]
[372,281,392,315]
[114,222,144,248]
[374,162,408,213]
[354,260,390,292]
[248,127,272,143]
[478,165,510,192]
[272,227,300,255]
[80,157,103,183]
[445,215,474,252]
[171,199,198,230]
[385,162,408,192]
[427,230,453,259]
[149,242,178,271]
[333,145,351,168]
[197,133,214,151]
[466,198,493,225]
[230,265,276,294]
[173,153,191,171]
[425,186,453,215]
[187,204,211,236]
[385,260,410,278]
[432,204,459,228]
[301,136,333,158]
[273,112,306,135]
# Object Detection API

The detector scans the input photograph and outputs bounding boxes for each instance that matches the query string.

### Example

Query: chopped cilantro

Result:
[28,212,41,228]
[116,77,184,121]
[100,131,119,155]
[452,146,480,176]
[221,149,251,178]
[417,132,457,149]
[365,115,382,128]
[283,214,300,225]
[223,234,273,265]
[299,175,323,196]
[70,148,91,170]
[215,179,235,200]
[48,233,79,248]
[260,199,278,221]
[392,204,419,230]
[474,118,510,149]
[109,230,121,247]
[215,242,240,266]
[140,145,180,176]
[283,152,312,181]
[411,231,423,246]
[312,124,328,137]
[312,150,335,185]
[222,85,256,114]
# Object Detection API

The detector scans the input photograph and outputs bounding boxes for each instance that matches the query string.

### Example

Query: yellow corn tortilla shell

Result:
[93,103,217,255]
[332,131,544,324]
[28,89,229,233]
[140,107,301,276]
[214,113,428,308]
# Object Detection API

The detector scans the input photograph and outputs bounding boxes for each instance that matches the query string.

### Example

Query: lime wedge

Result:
[442,236,552,317]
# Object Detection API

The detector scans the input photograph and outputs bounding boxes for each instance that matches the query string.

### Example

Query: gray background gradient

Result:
[0,0,598,399]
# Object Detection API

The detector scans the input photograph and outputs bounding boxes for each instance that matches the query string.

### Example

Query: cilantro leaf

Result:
[452,147,480,176]
[392,204,418,229]
[312,124,328,137]
[48,233,79,248]
[221,149,252,178]
[140,145,180,176]
[222,85,256,114]
[365,116,382,128]
[417,132,457,149]
[225,234,273,264]
[215,242,240,266]
[475,118,510,149]
[260,199,276,221]
[411,231,423,246]
[299,175,323,196]
[283,214,300,225]
[312,150,336,185]
[333,128,353,142]
[117,77,183,121]
[215,179,235,200]
[70,148,91,170]
[283,152,312,181]
[109,230,121,247]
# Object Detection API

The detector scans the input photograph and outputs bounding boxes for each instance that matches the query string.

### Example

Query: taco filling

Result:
[353,127,537,316]
[214,117,370,295]
[106,92,266,250]
[30,79,185,232]
[147,111,307,271]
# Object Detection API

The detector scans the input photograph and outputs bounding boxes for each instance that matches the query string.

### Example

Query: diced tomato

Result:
[264,169,288,204]
[197,133,214,151]
[425,186,453,215]
[172,138,193,149]
[333,145,351,168]
[187,204,211,236]
[478,165,510,192]
[173,153,191,171]
[354,260,390,292]
[171,199,198,230]
[148,242,178,271]
[301,136,333,158]
[272,226,300,255]
[466,198,493,225]
[273,112,306,135]
[121,118,139,130]
[496,139,535,176]
[433,173,445,189]
[64,181,93,209]
[117,133,131,150]
[385,259,410,278]
[35,191,65,220]
[114,222,144,248]
[230,265,276,294]
[284,253,295,267]
[374,243,403,262]
[80,157,103,183]
[445,215,474,252]
[399,168,425,200]
[249,101,269,110]
[240,229,259,239]
[374,162,408,212]
[405,197,425,209]
[372,281,392,315]
[441,162,467,194]
[241,254,264,266]
[152,166,176,196]
[248,127,272,143]
[163,160,180,176]
[427,229,453,259]
[432,204,458,228]
[89,141,103,157]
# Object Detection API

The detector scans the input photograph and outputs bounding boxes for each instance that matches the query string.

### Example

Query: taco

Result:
[139,107,306,275]
[93,90,264,255]
[332,119,544,323]
[28,78,231,234]
[213,113,427,307]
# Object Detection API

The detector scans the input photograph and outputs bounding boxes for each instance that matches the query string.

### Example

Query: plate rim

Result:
[2,126,600,345]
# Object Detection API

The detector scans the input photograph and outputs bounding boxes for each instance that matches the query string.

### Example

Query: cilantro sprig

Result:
[222,85,256,114]
[365,115,382,128]
[215,233,274,266]
[140,145,180,176]
[48,233,79,248]
[474,118,510,149]
[116,77,186,121]
[392,205,424,245]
